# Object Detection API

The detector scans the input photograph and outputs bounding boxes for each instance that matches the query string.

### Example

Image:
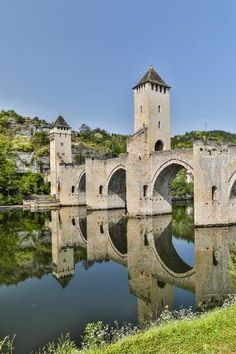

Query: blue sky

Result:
[0,0,236,135]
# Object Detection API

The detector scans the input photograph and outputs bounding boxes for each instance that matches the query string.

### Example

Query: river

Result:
[0,203,235,353]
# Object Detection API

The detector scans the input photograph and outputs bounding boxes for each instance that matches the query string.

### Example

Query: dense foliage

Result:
[2,108,236,204]
[0,133,49,204]
[75,124,128,157]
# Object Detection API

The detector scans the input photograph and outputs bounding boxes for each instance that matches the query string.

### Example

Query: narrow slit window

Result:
[140,105,143,112]
[158,121,161,128]
[71,186,75,194]
[212,186,217,201]
[72,218,75,226]
[99,185,103,195]
[151,83,154,90]
[143,185,148,197]
[100,224,104,234]
[158,105,161,113]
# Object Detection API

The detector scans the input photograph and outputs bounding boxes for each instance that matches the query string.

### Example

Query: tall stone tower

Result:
[133,67,171,152]
[50,115,72,198]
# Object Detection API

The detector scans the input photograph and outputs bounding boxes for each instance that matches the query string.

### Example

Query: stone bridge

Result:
[49,67,236,226]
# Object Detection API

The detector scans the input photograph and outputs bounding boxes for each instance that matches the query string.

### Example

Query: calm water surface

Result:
[0,204,235,353]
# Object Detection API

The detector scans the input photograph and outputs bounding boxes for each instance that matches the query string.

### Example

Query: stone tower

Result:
[50,115,72,198]
[133,67,171,152]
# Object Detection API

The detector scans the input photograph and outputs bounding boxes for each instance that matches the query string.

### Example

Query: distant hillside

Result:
[171,130,236,149]
[1,108,236,204]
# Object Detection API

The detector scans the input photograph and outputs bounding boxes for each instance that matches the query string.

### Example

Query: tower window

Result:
[160,86,163,93]
[158,121,161,129]
[100,224,104,234]
[71,186,75,194]
[143,185,148,197]
[99,185,103,195]
[155,85,158,91]
[72,218,76,226]
[212,186,217,201]
[158,105,161,113]
[155,140,164,151]
[151,83,154,90]
[140,105,143,112]
[164,87,166,94]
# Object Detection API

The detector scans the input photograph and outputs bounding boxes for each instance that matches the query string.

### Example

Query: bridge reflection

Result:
[49,206,236,327]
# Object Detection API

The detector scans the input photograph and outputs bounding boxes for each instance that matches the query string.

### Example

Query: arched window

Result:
[72,218,76,226]
[158,105,161,113]
[71,186,75,194]
[160,86,163,93]
[158,121,161,129]
[151,83,154,90]
[99,185,103,195]
[155,140,164,151]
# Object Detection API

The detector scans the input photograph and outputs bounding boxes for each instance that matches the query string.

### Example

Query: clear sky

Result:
[0,0,236,135]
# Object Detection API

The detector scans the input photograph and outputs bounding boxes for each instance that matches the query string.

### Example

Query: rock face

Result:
[2,112,115,174]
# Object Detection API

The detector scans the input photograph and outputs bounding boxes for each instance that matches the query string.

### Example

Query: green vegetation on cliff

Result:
[1,108,236,204]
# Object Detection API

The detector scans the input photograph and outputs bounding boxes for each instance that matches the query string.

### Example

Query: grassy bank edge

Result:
[79,304,236,354]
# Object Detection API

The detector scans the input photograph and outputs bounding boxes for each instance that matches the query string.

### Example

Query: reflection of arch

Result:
[78,217,87,242]
[155,140,164,151]
[108,218,127,257]
[150,224,195,278]
[78,172,86,193]
[108,167,126,203]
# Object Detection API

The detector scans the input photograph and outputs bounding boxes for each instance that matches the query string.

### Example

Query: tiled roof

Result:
[133,67,170,89]
[53,115,70,128]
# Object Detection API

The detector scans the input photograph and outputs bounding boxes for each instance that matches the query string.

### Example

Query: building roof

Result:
[133,67,170,89]
[53,115,71,128]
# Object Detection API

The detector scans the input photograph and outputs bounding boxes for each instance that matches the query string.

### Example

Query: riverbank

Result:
[52,304,236,354]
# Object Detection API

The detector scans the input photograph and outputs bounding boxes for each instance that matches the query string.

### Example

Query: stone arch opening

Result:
[153,162,194,214]
[108,168,126,209]
[155,140,164,151]
[229,180,236,199]
[108,218,127,257]
[78,172,86,193]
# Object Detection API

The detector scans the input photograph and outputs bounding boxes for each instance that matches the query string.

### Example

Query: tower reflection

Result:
[49,205,236,326]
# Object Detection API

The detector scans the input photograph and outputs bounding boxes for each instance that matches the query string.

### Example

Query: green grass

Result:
[82,304,236,354]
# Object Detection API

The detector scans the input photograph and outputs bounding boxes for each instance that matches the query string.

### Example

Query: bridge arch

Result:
[107,166,126,209]
[228,171,236,199]
[152,159,194,215]
[78,171,86,193]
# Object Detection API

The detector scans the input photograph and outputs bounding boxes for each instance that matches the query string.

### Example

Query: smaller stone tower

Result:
[50,115,72,198]
[133,67,171,152]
